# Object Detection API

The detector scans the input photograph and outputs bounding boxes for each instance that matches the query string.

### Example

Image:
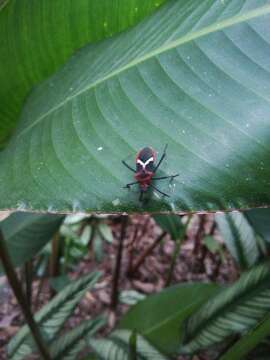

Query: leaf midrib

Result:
[185,265,270,344]
[18,4,270,139]
[143,302,198,336]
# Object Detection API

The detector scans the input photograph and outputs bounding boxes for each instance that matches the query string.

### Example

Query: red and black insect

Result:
[122,144,179,201]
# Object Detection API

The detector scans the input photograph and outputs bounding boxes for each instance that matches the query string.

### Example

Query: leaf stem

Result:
[0,229,52,360]
[130,230,167,275]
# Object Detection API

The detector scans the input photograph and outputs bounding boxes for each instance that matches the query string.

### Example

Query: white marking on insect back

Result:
[144,157,154,166]
[137,157,154,169]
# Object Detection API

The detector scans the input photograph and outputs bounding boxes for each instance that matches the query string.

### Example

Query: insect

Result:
[122,144,179,201]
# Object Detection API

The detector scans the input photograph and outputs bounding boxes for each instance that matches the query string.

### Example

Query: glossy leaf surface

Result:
[1,0,270,213]
[0,0,165,146]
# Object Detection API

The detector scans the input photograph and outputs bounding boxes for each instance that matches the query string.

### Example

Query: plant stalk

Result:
[127,225,139,276]
[0,229,52,360]
[49,232,61,297]
[166,236,181,286]
[111,215,128,310]
[193,214,206,254]
[165,216,192,286]
[130,230,167,275]
[24,260,33,309]
[127,217,151,277]
[49,232,61,278]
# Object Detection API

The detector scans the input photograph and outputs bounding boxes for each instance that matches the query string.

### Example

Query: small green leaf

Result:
[50,316,106,360]
[203,235,220,254]
[202,235,226,262]
[215,211,260,270]
[8,271,101,360]
[119,290,146,305]
[153,215,184,240]
[93,232,104,262]
[64,214,90,225]
[98,223,113,243]
[80,225,92,246]
[49,275,71,293]
[60,224,80,240]
[0,211,63,272]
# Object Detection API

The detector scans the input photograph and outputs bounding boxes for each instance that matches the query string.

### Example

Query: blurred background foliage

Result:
[1,208,270,359]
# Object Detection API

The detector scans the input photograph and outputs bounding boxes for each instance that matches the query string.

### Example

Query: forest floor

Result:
[0,214,239,359]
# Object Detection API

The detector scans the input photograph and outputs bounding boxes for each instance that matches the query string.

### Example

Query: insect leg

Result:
[122,160,136,173]
[154,144,168,173]
[152,174,179,180]
[149,184,170,197]
[124,181,138,189]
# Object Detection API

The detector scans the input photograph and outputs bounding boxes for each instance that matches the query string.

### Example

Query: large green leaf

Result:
[1,0,270,213]
[0,0,165,146]
[215,211,260,270]
[181,262,270,354]
[0,211,63,272]
[119,283,219,355]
